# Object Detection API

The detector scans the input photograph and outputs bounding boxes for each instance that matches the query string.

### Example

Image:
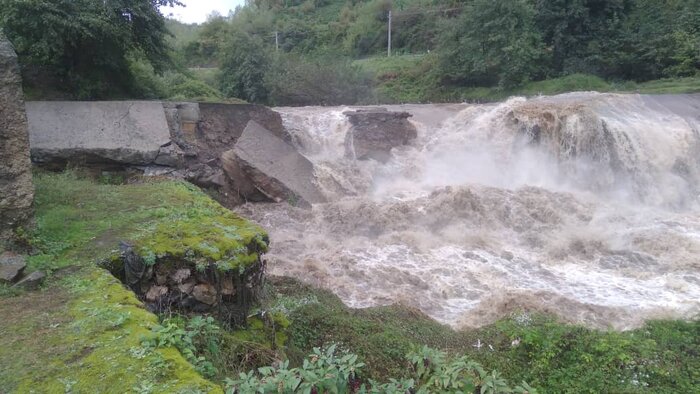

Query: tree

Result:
[0,0,182,98]
[265,53,373,106]
[438,0,547,88]
[219,29,271,102]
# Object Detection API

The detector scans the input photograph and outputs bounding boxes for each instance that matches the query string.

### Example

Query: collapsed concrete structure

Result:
[25,101,324,208]
[0,34,34,249]
[344,109,418,162]
[24,100,419,210]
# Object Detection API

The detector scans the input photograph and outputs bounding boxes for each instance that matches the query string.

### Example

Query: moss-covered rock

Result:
[1,267,223,393]
[0,172,271,392]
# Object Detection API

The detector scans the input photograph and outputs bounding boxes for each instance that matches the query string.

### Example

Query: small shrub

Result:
[141,315,221,378]
[225,344,536,394]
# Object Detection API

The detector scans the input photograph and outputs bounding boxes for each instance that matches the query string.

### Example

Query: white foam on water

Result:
[238,93,700,329]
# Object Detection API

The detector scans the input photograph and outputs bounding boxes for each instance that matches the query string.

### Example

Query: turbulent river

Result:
[235,92,700,330]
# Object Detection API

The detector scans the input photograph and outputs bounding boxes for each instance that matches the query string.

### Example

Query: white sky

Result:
[162,0,246,24]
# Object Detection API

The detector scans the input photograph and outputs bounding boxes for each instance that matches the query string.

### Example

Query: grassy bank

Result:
[266,278,700,393]
[355,55,700,104]
[0,172,267,393]
[2,172,699,392]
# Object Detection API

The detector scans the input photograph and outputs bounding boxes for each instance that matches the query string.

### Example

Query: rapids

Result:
[235,92,700,330]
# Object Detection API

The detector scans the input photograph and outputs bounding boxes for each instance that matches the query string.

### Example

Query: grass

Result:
[264,277,700,393]
[0,267,222,393]
[356,54,700,104]
[0,171,268,393]
[26,171,267,274]
[3,171,700,393]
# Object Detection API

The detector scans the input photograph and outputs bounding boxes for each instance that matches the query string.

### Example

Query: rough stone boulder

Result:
[103,206,270,327]
[26,101,172,166]
[165,102,294,207]
[0,34,34,247]
[344,109,418,162]
[222,120,326,207]
[0,252,26,283]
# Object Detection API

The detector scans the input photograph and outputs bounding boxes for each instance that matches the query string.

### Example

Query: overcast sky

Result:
[162,0,246,24]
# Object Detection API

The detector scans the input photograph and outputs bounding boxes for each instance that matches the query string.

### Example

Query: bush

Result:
[437,0,547,89]
[265,53,374,106]
[162,71,223,101]
[219,30,272,103]
[225,344,537,394]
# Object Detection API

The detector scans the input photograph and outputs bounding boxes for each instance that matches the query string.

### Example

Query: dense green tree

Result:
[533,0,631,76]
[0,0,182,99]
[438,0,546,88]
[219,29,272,102]
[265,53,373,105]
[604,0,700,80]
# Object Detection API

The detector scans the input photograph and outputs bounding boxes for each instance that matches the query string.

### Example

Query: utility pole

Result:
[387,10,392,57]
[275,31,279,52]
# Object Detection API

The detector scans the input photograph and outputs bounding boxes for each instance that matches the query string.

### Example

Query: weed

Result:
[142,315,222,378]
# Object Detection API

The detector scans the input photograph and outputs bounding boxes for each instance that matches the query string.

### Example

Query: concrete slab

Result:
[225,120,325,207]
[26,101,171,165]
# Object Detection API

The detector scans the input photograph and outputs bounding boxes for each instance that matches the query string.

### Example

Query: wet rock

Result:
[177,280,195,294]
[146,285,168,302]
[0,34,34,246]
[192,283,218,305]
[0,252,26,283]
[223,120,326,207]
[170,268,191,284]
[13,271,45,290]
[221,277,235,296]
[154,143,184,167]
[344,109,417,162]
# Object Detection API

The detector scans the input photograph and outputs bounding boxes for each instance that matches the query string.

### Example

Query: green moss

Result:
[268,277,700,393]
[230,314,288,349]
[3,267,222,393]
[26,171,267,274]
[0,172,271,392]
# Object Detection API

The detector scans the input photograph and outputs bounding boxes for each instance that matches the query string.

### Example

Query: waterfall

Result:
[237,93,700,330]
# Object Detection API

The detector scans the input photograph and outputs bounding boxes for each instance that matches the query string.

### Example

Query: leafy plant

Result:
[225,344,536,394]
[141,315,221,378]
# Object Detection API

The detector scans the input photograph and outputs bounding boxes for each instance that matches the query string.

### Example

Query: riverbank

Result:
[354,55,700,104]
[1,171,698,392]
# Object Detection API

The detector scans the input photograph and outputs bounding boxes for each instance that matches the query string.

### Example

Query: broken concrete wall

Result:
[0,34,34,248]
[26,101,173,167]
[222,121,326,207]
[344,109,418,162]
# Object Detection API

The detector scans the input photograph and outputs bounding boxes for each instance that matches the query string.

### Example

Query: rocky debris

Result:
[223,120,326,207]
[105,241,267,326]
[154,142,185,167]
[177,103,293,207]
[146,285,168,302]
[171,268,191,283]
[344,109,418,162]
[13,271,46,290]
[25,97,306,208]
[163,102,200,149]
[26,101,172,166]
[197,103,290,147]
[0,33,34,246]
[0,265,25,284]
[0,251,26,266]
[192,283,217,305]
